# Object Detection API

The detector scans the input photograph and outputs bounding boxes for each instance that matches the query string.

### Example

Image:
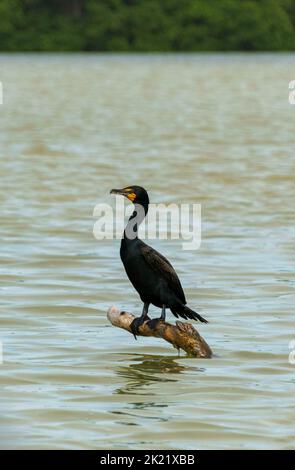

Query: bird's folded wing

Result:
[140,244,186,304]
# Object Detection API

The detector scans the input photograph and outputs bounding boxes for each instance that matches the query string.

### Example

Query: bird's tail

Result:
[171,305,208,323]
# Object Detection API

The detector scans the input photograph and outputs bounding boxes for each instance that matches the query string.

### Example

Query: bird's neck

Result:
[123,201,148,241]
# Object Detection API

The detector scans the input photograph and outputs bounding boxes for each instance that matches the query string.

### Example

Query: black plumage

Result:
[110,185,208,337]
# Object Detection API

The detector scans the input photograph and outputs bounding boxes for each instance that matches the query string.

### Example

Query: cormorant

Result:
[110,186,208,338]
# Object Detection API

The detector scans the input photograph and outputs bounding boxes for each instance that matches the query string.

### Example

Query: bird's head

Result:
[110,185,149,205]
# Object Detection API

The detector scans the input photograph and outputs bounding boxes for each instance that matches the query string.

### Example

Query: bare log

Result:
[107,306,212,358]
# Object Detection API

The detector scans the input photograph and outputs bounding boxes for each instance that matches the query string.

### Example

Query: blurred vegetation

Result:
[0,0,295,51]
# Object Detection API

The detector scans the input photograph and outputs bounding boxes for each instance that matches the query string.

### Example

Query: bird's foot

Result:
[131,315,150,340]
[147,318,165,331]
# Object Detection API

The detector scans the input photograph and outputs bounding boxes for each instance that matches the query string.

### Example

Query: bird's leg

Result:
[148,305,166,331]
[131,302,150,339]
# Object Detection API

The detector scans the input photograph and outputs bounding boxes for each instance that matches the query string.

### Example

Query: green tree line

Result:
[0,0,295,51]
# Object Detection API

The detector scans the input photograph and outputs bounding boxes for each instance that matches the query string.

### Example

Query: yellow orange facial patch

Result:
[127,192,136,201]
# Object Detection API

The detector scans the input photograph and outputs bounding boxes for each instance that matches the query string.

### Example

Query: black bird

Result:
[110,186,208,338]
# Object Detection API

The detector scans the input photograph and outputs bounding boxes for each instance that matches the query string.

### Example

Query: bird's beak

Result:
[110,188,137,202]
[110,188,127,196]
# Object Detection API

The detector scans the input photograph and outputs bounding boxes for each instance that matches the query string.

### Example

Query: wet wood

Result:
[107,306,212,358]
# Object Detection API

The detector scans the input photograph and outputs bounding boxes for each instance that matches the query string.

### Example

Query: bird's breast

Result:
[120,242,158,289]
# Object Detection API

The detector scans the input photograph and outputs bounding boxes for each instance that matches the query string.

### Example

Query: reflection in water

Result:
[114,354,204,395]
[112,355,205,426]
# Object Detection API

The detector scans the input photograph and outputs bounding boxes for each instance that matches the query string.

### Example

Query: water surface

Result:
[0,53,294,449]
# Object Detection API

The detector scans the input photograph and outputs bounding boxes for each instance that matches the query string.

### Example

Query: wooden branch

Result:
[107,306,212,358]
